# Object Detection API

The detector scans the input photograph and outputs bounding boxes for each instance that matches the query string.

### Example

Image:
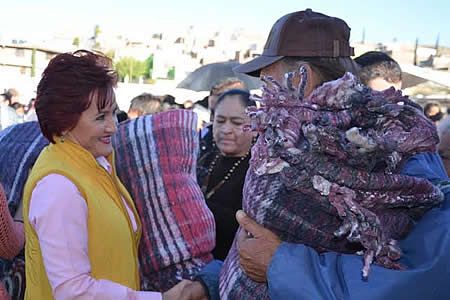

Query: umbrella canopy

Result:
[177,61,262,92]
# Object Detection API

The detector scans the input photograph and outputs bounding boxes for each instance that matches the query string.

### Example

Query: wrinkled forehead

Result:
[215,96,248,118]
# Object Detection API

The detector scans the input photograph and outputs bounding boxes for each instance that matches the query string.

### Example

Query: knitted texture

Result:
[0,184,24,260]
[114,110,215,292]
[220,73,443,299]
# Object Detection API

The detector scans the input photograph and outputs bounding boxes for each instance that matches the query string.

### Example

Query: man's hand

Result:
[236,210,281,283]
[178,281,209,300]
[163,280,192,300]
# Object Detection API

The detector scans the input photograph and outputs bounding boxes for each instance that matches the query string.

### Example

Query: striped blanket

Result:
[0,122,48,217]
[0,109,215,296]
[115,110,215,291]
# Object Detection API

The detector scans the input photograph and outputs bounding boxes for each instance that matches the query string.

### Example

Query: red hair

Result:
[36,50,117,143]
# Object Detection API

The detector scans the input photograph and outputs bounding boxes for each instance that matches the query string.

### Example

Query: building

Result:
[0,44,61,77]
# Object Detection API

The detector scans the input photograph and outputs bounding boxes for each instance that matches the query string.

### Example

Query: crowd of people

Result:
[0,8,449,300]
[0,89,37,131]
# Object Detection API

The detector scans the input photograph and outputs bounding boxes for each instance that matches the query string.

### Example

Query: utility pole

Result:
[413,38,418,66]
[361,28,366,44]
[434,33,440,56]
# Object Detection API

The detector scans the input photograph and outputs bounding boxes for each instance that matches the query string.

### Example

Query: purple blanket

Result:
[220,71,443,299]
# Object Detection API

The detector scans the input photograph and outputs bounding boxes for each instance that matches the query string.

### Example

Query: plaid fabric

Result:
[219,73,442,299]
[114,110,215,292]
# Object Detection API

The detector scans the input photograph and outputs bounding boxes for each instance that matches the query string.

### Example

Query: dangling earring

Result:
[252,135,258,145]
[60,135,65,143]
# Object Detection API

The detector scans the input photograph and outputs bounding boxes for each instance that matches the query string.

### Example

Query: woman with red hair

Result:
[22,50,184,300]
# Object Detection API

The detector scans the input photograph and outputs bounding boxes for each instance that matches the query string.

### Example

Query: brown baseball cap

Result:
[235,9,355,77]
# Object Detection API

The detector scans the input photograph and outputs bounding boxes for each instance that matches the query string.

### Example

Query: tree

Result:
[115,57,146,82]
[72,37,80,48]
[92,25,101,50]
[94,25,101,40]
[167,66,176,80]
[143,55,154,79]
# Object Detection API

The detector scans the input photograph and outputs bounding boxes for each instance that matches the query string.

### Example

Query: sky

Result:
[0,0,449,47]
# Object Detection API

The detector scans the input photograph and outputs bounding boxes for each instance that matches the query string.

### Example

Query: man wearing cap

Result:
[180,9,450,300]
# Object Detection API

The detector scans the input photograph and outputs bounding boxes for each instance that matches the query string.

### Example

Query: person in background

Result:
[116,110,129,123]
[438,116,450,175]
[24,98,38,122]
[355,50,448,193]
[161,94,182,111]
[128,93,162,119]
[183,100,194,110]
[207,78,246,117]
[12,103,26,123]
[0,91,19,130]
[4,88,20,106]
[23,50,186,300]
[200,78,247,156]
[354,51,402,90]
[424,101,444,125]
[180,9,450,300]
[197,89,256,261]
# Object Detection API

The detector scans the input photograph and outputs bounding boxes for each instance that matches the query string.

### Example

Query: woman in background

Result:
[197,89,256,260]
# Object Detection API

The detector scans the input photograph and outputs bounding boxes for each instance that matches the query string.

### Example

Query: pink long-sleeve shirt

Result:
[28,156,162,300]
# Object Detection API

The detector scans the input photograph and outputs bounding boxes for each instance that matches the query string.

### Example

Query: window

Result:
[15,49,25,57]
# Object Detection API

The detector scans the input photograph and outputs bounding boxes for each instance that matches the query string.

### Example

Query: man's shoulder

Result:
[402,152,448,182]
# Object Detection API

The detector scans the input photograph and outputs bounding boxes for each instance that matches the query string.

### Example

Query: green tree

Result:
[72,37,80,48]
[115,57,146,82]
[92,25,101,50]
[143,54,154,79]
[167,66,176,80]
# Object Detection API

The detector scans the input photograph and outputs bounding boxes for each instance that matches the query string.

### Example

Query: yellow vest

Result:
[23,139,142,300]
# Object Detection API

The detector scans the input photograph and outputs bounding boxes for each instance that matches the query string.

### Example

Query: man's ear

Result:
[297,63,318,97]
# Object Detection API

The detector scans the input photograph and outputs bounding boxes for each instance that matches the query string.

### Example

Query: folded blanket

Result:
[0,122,47,216]
[220,71,443,299]
[113,109,215,292]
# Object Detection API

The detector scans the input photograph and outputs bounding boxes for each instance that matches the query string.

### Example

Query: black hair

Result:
[215,89,255,108]
[116,110,129,123]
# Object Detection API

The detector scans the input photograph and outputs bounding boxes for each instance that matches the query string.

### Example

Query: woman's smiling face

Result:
[65,89,118,158]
